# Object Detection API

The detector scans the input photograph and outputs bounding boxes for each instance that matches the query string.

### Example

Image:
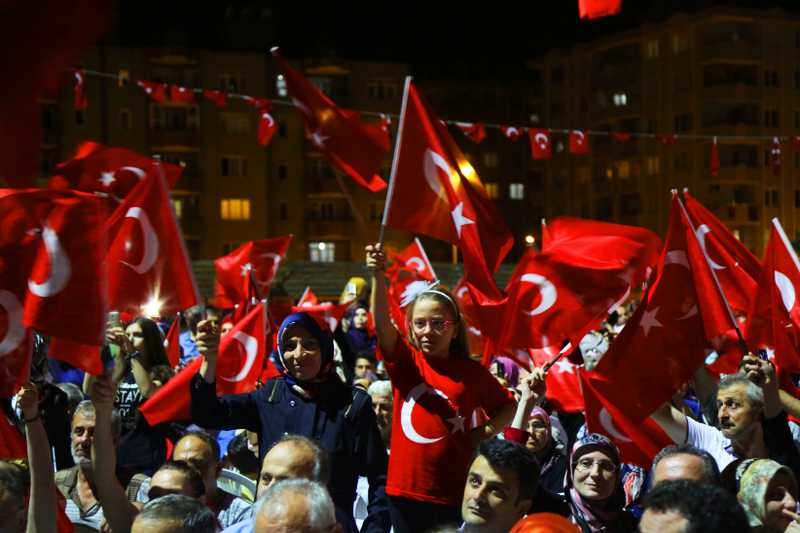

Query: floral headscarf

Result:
[735,459,798,527]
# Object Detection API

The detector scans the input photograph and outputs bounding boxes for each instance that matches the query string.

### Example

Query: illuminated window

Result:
[616,160,631,179]
[485,182,499,199]
[220,198,251,221]
[276,74,288,97]
[646,156,660,175]
[672,34,688,53]
[483,152,499,168]
[309,241,335,262]
[613,93,628,106]
[509,183,525,200]
[170,198,183,219]
[646,40,659,59]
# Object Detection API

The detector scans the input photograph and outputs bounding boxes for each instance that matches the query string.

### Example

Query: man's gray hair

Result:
[718,374,764,413]
[651,444,721,486]
[268,435,329,484]
[367,380,391,398]
[255,479,336,532]
[73,400,122,441]
[135,494,217,533]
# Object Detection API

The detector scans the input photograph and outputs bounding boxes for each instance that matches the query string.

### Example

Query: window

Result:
[509,183,524,200]
[149,105,200,130]
[367,80,400,100]
[765,189,780,207]
[170,198,183,219]
[485,182,499,199]
[764,70,780,88]
[221,112,250,135]
[218,73,247,92]
[672,34,688,53]
[220,198,251,221]
[674,113,692,132]
[616,160,631,179]
[646,156,660,175]
[613,93,628,107]
[483,152,499,168]
[276,74,287,97]
[277,164,287,179]
[279,202,288,221]
[119,108,131,130]
[221,156,249,177]
[764,109,779,128]
[646,39,660,59]
[309,241,335,262]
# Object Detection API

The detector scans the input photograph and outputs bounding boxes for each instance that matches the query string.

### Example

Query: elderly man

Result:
[54,400,122,532]
[650,444,720,487]
[366,381,392,450]
[461,438,539,533]
[131,494,217,533]
[254,479,342,533]
[651,356,800,476]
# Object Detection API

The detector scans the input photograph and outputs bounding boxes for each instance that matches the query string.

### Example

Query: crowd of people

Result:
[4,242,800,533]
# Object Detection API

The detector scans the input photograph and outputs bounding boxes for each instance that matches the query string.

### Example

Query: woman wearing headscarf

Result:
[189,312,391,533]
[565,433,637,533]
[490,356,520,389]
[526,407,567,497]
[728,458,800,532]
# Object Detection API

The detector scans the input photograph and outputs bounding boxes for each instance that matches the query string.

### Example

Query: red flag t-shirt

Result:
[382,338,514,505]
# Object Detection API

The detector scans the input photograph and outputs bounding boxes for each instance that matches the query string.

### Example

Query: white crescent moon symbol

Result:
[506,128,519,137]
[263,113,275,128]
[220,331,259,383]
[696,225,725,270]
[405,257,425,272]
[0,291,25,356]
[599,407,631,443]
[519,273,557,316]
[423,149,451,198]
[401,383,448,444]
[456,286,468,299]
[120,207,159,274]
[574,131,585,144]
[775,271,796,313]
[28,225,72,298]
[677,305,698,320]
[534,133,548,150]
[118,166,147,180]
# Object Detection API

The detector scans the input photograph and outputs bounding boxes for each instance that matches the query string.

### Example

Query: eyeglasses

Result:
[411,319,456,332]
[575,458,617,474]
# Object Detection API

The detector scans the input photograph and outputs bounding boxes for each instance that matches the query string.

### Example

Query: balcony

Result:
[306,218,356,238]
[703,83,760,101]
[701,41,760,62]
[148,129,199,147]
[714,164,760,183]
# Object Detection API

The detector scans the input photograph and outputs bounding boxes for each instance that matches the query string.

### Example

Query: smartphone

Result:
[107,310,121,328]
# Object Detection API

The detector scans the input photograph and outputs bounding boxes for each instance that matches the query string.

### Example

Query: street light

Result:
[525,235,536,246]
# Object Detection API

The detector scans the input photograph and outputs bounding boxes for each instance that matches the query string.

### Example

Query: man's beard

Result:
[72,449,93,469]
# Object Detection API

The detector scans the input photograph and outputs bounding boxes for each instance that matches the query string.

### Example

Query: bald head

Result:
[257,436,328,497]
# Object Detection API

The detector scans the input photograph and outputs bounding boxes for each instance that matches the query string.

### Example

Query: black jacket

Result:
[190,373,391,533]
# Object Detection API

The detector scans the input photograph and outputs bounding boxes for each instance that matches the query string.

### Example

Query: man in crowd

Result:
[254,479,342,533]
[131,494,218,533]
[650,444,720,487]
[0,462,28,533]
[54,400,121,531]
[146,460,206,500]
[639,479,749,533]
[367,381,392,450]
[461,438,539,533]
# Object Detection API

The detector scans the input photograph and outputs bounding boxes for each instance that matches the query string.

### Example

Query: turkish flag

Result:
[258,109,278,147]
[384,82,512,300]
[530,345,584,413]
[610,132,631,142]
[385,238,438,335]
[0,229,33,397]
[586,193,738,423]
[203,90,227,108]
[453,277,489,357]
[746,219,800,374]
[231,271,259,326]
[50,142,183,202]
[164,314,182,367]
[272,49,388,192]
[141,303,269,425]
[528,129,552,160]
[297,287,319,307]
[569,130,590,154]
[0,412,25,459]
[682,190,760,313]
[137,80,167,103]
[291,302,350,332]
[770,137,782,177]
[106,170,199,315]
[214,236,293,309]
[500,126,524,142]
[578,0,622,19]
[169,85,195,104]
[243,96,270,111]
[454,122,486,144]
[657,134,676,146]
[580,368,672,467]
[710,138,720,177]
[73,69,87,110]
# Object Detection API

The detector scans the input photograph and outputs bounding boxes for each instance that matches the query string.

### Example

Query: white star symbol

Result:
[447,412,466,433]
[309,129,328,148]
[640,306,662,337]
[240,262,253,276]
[99,171,116,187]
[554,360,574,374]
[451,202,474,238]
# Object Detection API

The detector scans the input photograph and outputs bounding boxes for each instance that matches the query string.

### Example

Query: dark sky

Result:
[116,0,800,74]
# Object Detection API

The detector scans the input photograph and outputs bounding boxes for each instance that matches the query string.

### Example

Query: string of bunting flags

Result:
[71,64,798,178]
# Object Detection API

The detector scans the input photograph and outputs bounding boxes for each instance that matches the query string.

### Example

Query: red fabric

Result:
[137,80,167,103]
[258,109,278,147]
[610,132,631,142]
[453,277,489,357]
[710,138,720,177]
[385,82,512,301]
[586,193,738,423]
[500,126,524,141]
[682,190,760,313]
[382,338,514,505]
[378,114,392,147]
[50,142,182,202]
[792,136,800,150]
[528,129,552,160]
[272,50,388,192]
[0,0,110,187]
[454,122,486,144]
[580,368,672,467]
[139,355,202,425]
[73,69,87,110]
[164,315,182,367]
[169,85,195,104]
[231,270,258,326]
[385,238,438,335]
[290,302,349,332]
[243,96,270,111]
[745,219,800,374]
[770,137,782,177]
[105,170,199,315]
[48,338,102,377]
[297,287,319,307]
[578,0,622,19]
[0,412,26,459]
[568,130,590,154]
[530,346,584,413]
[202,90,227,108]
[503,427,529,444]
[657,134,676,146]
[56,491,75,533]
[214,236,293,308]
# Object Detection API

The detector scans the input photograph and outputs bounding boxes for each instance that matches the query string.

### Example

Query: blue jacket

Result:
[190,373,390,533]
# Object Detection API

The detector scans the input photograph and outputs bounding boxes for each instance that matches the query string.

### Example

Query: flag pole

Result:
[378,75,413,246]
[414,237,438,281]
[673,189,750,355]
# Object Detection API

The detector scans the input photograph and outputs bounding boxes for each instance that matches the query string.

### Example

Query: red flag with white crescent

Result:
[214,236,293,309]
[137,80,167,103]
[528,129,552,160]
[500,126,524,142]
[569,130,590,154]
